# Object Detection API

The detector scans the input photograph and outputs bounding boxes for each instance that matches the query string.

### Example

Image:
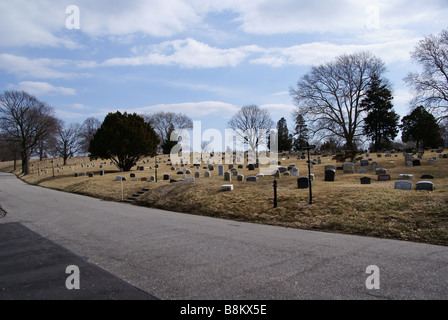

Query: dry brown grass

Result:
[1,151,448,246]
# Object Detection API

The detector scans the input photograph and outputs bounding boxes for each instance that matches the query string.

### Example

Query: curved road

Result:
[1,172,448,300]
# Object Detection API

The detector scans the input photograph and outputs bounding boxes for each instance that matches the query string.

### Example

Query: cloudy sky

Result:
[0,0,447,139]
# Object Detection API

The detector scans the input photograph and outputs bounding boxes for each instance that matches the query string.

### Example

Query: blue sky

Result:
[1,0,447,144]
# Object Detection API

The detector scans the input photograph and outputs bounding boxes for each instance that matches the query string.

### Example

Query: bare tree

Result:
[144,112,193,151]
[227,105,274,153]
[290,51,386,152]
[79,117,102,154]
[0,91,58,175]
[405,29,448,120]
[54,122,82,165]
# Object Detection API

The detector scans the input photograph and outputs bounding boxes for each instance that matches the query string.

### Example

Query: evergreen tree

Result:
[161,124,178,154]
[89,111,159,172]
[276,117,292,152]
[361,75,400,151]
[292,112,309,150]
[401,106,442,149]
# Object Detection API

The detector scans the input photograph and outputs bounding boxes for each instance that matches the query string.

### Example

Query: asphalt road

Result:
[1,171,448,300]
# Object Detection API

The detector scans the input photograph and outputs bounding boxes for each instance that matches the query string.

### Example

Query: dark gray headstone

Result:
[412,159,421,166]
[416,181,434,191]
[325,169,335,182]
[360,177,371,185]
[297,177,309,189]
[246,176,258,182]
[163,174,170,181]
[421,175,434,180]
[248,164,255,171]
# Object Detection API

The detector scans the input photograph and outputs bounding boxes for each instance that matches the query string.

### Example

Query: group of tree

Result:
[0,91,192,174]
[289,28,448,153]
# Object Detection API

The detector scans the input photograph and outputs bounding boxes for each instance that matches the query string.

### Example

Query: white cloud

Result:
[260,103,295,116]
[0,54,83,79]
[13,81,76,96]
[127,101,239,118]
[103,38,261,68]
[250,39,419,67]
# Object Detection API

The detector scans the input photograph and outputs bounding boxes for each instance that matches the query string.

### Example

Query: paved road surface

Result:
[1,172,447,300]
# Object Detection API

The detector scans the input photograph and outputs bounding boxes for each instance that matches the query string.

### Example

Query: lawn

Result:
[1,150,447,246]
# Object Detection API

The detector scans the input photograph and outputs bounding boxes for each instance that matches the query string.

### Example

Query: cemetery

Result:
[1,149,448,246]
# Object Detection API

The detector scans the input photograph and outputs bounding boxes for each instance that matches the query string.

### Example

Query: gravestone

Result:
[278,166,288,173]
[218,165,224,176]
[141,177,148,182]
[224,172,232,182]
[360,177,371,185]
[231,169,238,176]
[375,168,387,175]
[421,174,434,180]
[378,174,391,181]
[283,172,290,176]
[170,179,179,183]
[208,164,215,171]
[272,170,280,178]
[290,167,299,177]
[399,174,413,180]
[238,165,244,169]
[325,169,335,182]
[222,185,234,192]
[237,174,244,182]
[343,163,355,174]
[416,181,434,191]
[74,173,79,177]
[395,181,413,190]
[163,174,170,181]
[115,176,122,181]
[248,164,255,171]
[177,171,184,175]
[246,176,258,182]
[371,162,378,171]
[88,172,94,178]
[195,171,200,179]
[360,159,369,167]
[317,158,322,165]
[412,159,421,166]
[358,169,368,174]
[204,171,211,178]
[325,165,336,171]
[185,178,195,182]
[297,177,309,189]
[130,173,136,178]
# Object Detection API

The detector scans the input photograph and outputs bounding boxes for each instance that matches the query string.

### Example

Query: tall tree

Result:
[290,51,386,153]
[161,124,178,155]
[79,117,102,154]
[144,112,193,150]
[227,105,274,153]
[401,106,442,149]
[88,111,159,172]
[0,91,58,175]
[54,122,82,165]
[292,110,309,150]
[361,75,400,151]
[276,117,292,152]
[405,29,448,119]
